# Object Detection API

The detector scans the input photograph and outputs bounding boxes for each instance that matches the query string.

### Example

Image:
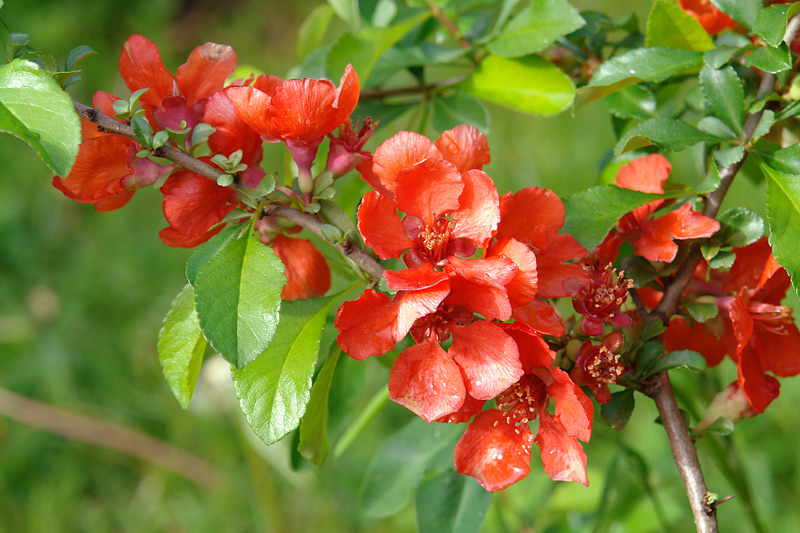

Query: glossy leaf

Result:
[714,206,765,248]
[761,144,800,175]
[645,0,714,52]
[562,185,662,250]
[186,225,242,285]
[232,296,337,445]
[753,4,797,47]
[432,91,490,134]
[0,58,80,175]
[194,228,285,368]
[298,347,341,465]
[604,84,656,119]
[638,343,707,377]
[700,65,744,135]
[415,468,492,533]
[714,145,745,168]
[157,284,206,409]
[575,48,702,111]
[486,0,584,58]
[360,417,462,518]
[762,164,800,298]
[711,0,760,28]
[601,389,635,431]
[744,44,792,74]
[615,117,718,155]
[460,54,574,116]
[685,302,719,323]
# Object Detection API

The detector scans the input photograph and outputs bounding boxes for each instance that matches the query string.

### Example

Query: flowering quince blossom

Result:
[570,331,625,404]
[453,325,593,491]
[664,238,800,413]
[570,263,633,336]
[679,0,736,36]
[597,153,721,263]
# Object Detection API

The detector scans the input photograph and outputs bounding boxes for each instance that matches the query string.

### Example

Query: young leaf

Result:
[615,117,719,155]
[762,164,800,298]
[415,468,492,533]
[157,284,206,409]
[0,58,80,175]
[601,389,635,431]
[645,0,714,52]
[714,206,765,248]
[65,44,96,70]
[360,417,462,518]
[194,227,286,368]
[562,185,661,250]
[700,65,744,135]
[432,91,490,134]
[298,347,341,465]
[486,0,585,58]
[460,54,575,116]
[232,296,337,445]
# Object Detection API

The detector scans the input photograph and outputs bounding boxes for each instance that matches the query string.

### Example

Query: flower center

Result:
[583,346,625,384]
[578,264,632,318]
[417,216,455,264]
[495,374,548,430]
[335,116,377,152]
[748,300,795,335]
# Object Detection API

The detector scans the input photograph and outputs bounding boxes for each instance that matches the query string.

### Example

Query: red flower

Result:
[325,117,378,178]
[454,327,592,491]
[607,154,720,263]
[679,0,736,35]
[571,263,633,336]
[570,331,625,403]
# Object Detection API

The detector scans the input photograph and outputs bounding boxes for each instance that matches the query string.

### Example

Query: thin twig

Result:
[0,386,222,489]
[72,100,385,284]
[423,0,471,51]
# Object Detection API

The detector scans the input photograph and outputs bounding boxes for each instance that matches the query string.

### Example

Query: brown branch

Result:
[0,386,222,489]
[638,18,800,533]
[73,100,385,284]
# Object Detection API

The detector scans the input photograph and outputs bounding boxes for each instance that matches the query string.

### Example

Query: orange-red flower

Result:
[679,0,736,35]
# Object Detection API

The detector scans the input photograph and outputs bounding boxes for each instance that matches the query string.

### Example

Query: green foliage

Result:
[194,227,286,368]
[432,91,490,134]
[485,0,584,58]
[415,467,492,533]
[616,117,719,155]
[685,302,719,323]
[713,206,765,248]
[744,43,792,74]
[232,295,338,445]
[601,389,636,431]
[645,0,714,52]
[604,84,656,119]
[0,58,79,175]
[157,284,206,409]
[700,65,744,135]
[299,347,341,465]
[636,343,707,378]
[711,0,760,28]
[298,5,335,61]
[460,54,574,116]
[762,164,800,298]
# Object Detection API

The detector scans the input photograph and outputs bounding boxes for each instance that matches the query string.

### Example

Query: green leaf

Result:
[760,144,800,175]
[685,302,719,323]
[714,144,745,168]
[762,164,800,298]
[194,228,285,368]
[704,47,738,69]
[562,185,662,250]
[708,250,735,269]
[186,224,242,285]
[700,65,744,135]
[232,296,337,445]
[297,5,335,61]
[415,468,492,533]
[328,0,360,31]
[715,206,765,248]
[697,116,738,140]
[695,417,734,438]
[635,340,665,376]
[711,0,759,28]
[157,284,206,409]
[575,48,703,112]
[432,91,490,134]
[640,320,667,342]
[0,59,80,175]
[640,346,707,377]
[604,84,656,119]
[360,417,462,518]
[645,0,714,52]
[744,44,792,74]
[460,54,574,116]
[65,44,96,70]
[486,0,584,58]
[615,117,718,155]
[298,347,340,465]
[601,389,635,431]
[752,110,776,140]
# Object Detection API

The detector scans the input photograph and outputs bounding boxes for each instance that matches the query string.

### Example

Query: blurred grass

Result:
[1,0,799,532]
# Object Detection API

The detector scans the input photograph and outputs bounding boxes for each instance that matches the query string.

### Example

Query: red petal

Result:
[52,135,134,204]
[434,125,491,172]
[488,238,538,307]
[357,191,415,260]
[436,394,486,423]
[269,78,338,142]
[335,289,398,360]
[160,171,236,247]
[118,34,174,111]
[372,131,441,193]
[664,316,726,367]
[394,282,451,340]
[497,187,565,253]
[535,413,589,486]
[655,203,720,240]
[204,88,263,157]
[546,367,593,442]
[227,86,275,138]
[446,258,515,321]
[388,340,466,423]
[394,159,464,222]
[756,323,800,377]
[454,409,534,492]
[272,235,331,300]
[384,263,449,291]
[729,294,754,354]
[615,153,670,193]
[634,217,680,262]
[159,224,223,248]
[679,0,736,35]
[450,321,523,400]
[332,64,360,126]
[502,324,556,373]
[253,74,283,96]
[512,299,565,337]
[94,190,135,212]
[356,159,394,196]
[451,169,500,249]
[737,345,780,414]
[176,42,236,106]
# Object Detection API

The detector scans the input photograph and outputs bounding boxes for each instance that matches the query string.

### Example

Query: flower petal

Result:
[436,394,486,423]
[357,191,415,260]
[664,316,726,367]
[52,135,134,205]
[451,169,500,249]
[204,88,263,158]
[269,78,339,142]
[502,324,556,373]
[615,153,670,193]
[394,282,451,340]
[394,159,464,222]
[546,367,593,442]
[535,413,589,486]
[384,263,449,291]
[332,64,360,125]
[450,321,524,400]
[512,299,565,337]
[227,86,275,138]
[335,289,398,360]
[118,34,174,111]
[434,125,491,172]
[372,131,441,192]
[454,409,534,492]
[497,187,564,253]
[388,340,466,423]
[176,42,237,106]
[737,345,780,414]
[272,235,331,300]
[488,238,538,307]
